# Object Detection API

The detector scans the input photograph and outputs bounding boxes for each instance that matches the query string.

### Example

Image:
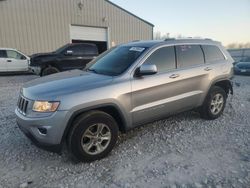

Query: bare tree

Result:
[154,31,162,40]
[153,31,203,40]
[226,42,250,49]
[153,31,171,40]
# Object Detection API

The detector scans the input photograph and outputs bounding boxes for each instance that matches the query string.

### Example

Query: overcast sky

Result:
[110,0,250,45]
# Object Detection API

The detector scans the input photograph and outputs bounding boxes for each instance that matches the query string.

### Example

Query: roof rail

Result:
[132,40,140,42]
[164,38,176,41]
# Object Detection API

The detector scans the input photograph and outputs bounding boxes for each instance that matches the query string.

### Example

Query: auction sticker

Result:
[129,47,145,52]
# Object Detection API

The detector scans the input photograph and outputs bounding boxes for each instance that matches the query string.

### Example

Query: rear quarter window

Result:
[202,45,225,63]
[176,45,204,68]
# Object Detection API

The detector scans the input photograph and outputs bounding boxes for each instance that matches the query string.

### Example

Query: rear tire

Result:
[67,111,119,162]
[200,86,227,120]
[41,66,59,76]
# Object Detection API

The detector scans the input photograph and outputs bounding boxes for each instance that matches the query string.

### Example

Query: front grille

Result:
[17,96,29,115]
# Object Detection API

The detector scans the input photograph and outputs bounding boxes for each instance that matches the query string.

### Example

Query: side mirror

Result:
[65,50,73,56]
[136,64,158,77]
[21,55,27,60]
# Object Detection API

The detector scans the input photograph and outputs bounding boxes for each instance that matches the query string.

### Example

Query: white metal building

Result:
[0,0,154,55]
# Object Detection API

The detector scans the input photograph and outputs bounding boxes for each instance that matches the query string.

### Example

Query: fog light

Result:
[38,128,47,135]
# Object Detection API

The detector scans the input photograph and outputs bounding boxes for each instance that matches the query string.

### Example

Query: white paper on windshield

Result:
[129,47,145,52]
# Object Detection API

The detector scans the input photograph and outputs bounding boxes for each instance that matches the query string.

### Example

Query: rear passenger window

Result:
[176,45,204,68]
[202,45,225,63]
[144,46,176,73]
[0,50,7,58]
[82,45,98,55]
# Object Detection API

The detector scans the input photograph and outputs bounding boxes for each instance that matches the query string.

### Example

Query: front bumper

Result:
[29,66,41,75]
[15,108,69,152]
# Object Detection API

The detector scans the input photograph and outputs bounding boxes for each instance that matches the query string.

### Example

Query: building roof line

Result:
[105,0,154,27]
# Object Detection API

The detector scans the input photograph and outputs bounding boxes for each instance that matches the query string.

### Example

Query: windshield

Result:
[87,46,147,76]
[54,44,70,53]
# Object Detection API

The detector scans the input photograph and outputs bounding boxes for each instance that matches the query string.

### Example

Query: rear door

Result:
[201,44,228,91]
[174,44,210,108]
[0,50,7,72]
[6,50,28,71]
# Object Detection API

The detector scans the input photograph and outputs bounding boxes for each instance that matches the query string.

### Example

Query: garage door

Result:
[70,25,108,42]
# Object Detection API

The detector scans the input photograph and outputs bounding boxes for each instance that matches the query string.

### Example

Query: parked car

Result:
[16,39,234,162]
[234,57,250,75]
[0,48,30,73]
[29,43,99,76]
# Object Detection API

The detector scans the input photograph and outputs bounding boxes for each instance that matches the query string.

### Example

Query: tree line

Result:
[153,31,250,49]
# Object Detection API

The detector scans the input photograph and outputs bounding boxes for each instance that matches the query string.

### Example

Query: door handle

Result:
[169,74,180,79]
[7,60,12,62]
[204,67,212,71]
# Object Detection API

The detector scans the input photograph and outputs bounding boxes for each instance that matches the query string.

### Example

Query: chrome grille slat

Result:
[21,98,24,111]
[17,96,29,115]
[18,96,22,107]
[24,100,28,112]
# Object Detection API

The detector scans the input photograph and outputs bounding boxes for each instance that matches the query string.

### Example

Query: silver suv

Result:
[15,39,234,162]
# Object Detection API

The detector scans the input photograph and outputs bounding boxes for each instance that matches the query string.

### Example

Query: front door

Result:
[131,46,181,125]
[6,50,28,71]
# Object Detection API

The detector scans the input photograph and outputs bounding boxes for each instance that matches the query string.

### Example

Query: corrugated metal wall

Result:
[0,0,153,55]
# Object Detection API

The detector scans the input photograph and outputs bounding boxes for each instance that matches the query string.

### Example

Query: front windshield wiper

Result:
[86,68,116,76]
[86,68,99,74]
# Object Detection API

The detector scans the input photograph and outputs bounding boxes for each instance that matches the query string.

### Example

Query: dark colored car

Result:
[29,43,99,76]
[234,57,250,75]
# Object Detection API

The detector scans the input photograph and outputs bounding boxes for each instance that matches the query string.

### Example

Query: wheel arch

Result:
[41,63,61,76]
[61,104,128,144]
[212,79,233,96]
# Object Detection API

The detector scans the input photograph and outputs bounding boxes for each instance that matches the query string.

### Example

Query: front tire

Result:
[41,66,59,76]
[200,86,227,120]
[67,111,119,162]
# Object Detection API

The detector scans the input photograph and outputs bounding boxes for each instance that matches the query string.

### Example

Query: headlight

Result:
[32,101,60,112]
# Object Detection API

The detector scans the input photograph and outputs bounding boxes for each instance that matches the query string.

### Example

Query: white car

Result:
[0,48,30,72]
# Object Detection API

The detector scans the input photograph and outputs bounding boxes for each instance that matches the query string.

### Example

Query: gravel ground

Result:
[0,74,249,188]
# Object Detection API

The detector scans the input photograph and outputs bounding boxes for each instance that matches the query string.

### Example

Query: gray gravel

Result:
[0,74,249,188]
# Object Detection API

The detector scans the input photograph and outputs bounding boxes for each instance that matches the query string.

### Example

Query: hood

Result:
[30,52,56,59]
[22,69,113,100]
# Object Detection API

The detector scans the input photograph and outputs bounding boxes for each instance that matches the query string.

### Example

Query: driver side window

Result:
[144,46,176,73]
[6,50,25,60]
